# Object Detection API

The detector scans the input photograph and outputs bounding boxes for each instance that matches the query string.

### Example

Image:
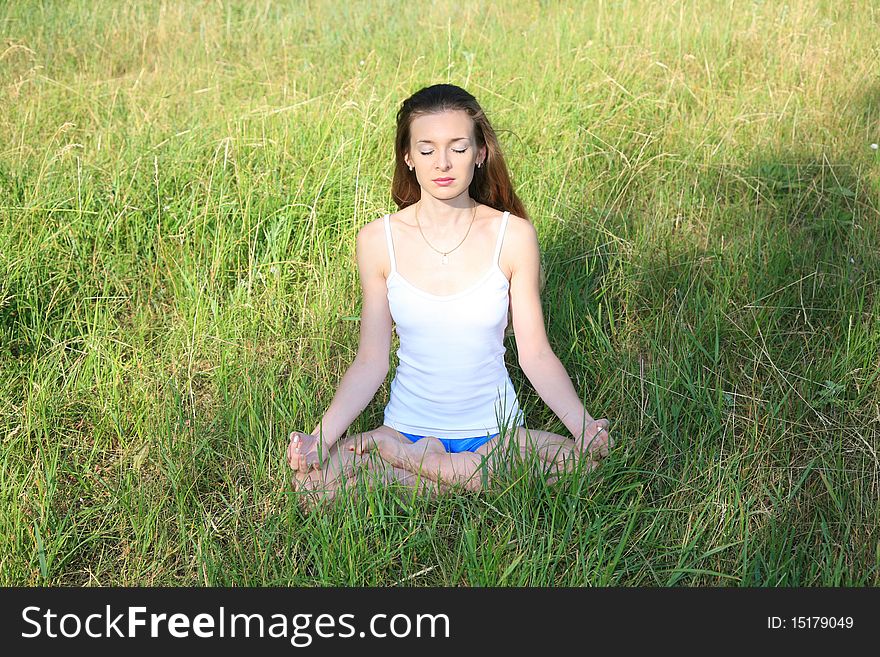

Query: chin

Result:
[434,183,467,193]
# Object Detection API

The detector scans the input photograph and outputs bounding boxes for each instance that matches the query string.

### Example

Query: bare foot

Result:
[546,455,599,484]
[352,432,445,473]
[290,448,363,512]
[353,432,403,465]
[290,469,329,513]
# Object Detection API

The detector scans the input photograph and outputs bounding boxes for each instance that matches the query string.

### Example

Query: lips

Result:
[433,177,454,182]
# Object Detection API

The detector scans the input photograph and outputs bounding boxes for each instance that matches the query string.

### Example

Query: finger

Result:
[584,430,606,458]
[349,435,364,454]
[292,440,301,468]
[597,418,610,430]
[356,435,375,455]
[594,429,611,457]
[605,430,616,451]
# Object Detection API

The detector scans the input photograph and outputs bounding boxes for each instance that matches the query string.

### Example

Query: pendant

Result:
[441,253,448,265]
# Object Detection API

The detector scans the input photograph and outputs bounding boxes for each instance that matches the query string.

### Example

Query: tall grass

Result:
[1,0,877,585]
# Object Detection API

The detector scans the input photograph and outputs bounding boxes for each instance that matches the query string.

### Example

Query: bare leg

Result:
[295,424,605,507]
[355,432,487,492]
[508,426,598,464]
[354,425,599,492]
[499,426,599,484]
[291,425,449,511]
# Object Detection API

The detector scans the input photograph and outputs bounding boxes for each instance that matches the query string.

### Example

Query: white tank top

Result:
[382,210,525,440]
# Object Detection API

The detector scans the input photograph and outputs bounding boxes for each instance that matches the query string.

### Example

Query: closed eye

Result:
[419,148,468,155]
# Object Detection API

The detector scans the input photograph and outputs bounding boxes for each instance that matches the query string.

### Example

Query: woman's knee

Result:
[512,426,574,464]
[421,436,446,453]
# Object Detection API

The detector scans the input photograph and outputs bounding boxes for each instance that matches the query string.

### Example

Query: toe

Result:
[352,432,377,455]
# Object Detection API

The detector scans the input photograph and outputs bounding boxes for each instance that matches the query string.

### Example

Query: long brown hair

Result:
[391,84,530,222]
[389,84,545,322]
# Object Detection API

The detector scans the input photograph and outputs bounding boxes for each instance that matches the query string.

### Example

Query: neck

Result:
[416,193,475,230]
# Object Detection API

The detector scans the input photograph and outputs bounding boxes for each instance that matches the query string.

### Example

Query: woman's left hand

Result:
[574,418,613,459]
[287,432,322,472]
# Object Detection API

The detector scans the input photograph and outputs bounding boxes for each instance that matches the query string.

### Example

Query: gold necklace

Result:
[414,199,477,265]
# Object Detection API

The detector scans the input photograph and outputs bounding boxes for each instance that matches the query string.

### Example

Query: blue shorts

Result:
[398,431,499,453]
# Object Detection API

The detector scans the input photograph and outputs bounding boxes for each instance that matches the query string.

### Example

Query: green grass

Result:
[1,0,878,585]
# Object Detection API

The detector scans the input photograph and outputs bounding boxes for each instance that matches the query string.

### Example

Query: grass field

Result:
[1,0,878,585]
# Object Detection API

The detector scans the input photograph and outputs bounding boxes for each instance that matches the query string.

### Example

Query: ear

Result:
[479,145,487,166]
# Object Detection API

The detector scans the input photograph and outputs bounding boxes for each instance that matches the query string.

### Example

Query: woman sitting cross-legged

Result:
[287,83,613,506]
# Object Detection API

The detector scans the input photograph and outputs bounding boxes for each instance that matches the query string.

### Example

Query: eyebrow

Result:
[416,137,470,144]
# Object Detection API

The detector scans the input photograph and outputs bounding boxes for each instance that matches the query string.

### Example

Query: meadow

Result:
[1,0,878,585]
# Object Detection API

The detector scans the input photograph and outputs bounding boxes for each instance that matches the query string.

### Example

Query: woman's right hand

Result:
[287,432,322,472]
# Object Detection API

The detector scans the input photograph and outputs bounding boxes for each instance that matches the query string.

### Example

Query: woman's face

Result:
[404,109,486,200]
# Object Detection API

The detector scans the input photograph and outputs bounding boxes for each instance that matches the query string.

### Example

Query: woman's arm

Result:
[307,220,393,451]
[506,217,609,450]
[519,352,599,439]
[308,356,388,450]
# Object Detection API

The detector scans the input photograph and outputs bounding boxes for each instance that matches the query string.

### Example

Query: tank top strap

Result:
[492,211,511,267]
[383,213,397,274]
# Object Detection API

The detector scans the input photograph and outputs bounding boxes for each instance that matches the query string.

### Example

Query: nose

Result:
[435,150,452,171]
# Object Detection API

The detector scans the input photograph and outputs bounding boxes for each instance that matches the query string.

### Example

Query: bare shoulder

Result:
[501,213,540,275]
[356,214,391,277]
[505,213,537,242]
[357,214,388,238]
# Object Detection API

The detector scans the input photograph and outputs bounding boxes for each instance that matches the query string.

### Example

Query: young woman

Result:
[287,84,612,502]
